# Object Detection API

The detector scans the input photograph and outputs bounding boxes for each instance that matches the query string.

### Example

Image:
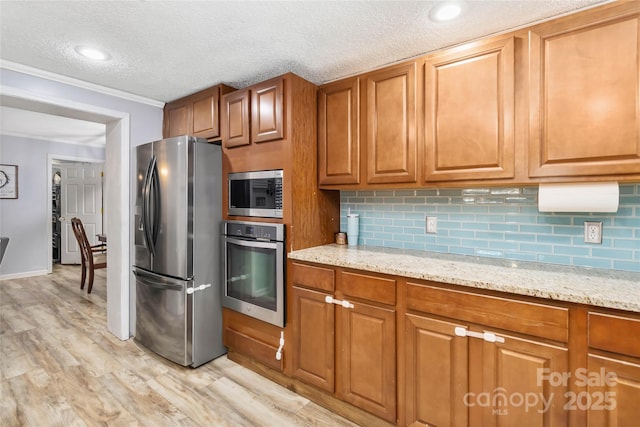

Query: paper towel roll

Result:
[538,182,619,213]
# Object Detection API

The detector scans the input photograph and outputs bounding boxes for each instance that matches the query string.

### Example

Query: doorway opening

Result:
[1,86,132,340]
[50,159,105,266]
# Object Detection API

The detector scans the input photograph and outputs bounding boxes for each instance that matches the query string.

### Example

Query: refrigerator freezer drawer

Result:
[133,267,193,366]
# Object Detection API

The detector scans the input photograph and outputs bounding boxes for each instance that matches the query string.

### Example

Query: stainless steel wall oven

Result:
[222,220,285,327]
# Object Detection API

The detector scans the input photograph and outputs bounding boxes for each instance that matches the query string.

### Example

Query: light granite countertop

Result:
[288,244,640,313]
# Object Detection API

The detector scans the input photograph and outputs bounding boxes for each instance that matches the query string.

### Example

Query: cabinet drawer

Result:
[291,262,335,292]
[406,282,568,342]
[589,312,640,358]
[340,271,396,305]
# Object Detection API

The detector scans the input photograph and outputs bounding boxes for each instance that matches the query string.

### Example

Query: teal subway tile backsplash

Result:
[340,184,640,272]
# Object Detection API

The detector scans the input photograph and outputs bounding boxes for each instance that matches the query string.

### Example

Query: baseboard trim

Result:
[0,269,49,281]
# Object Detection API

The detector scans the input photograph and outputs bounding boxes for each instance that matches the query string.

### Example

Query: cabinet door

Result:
[587,354,640,427]
[251,77,284,143]
[529,5,640,177]
[222,89,251,148]
[164,103,191,138]
[336,300,396,422]
[365,62,417,184]
[405,314,469,427]
[291,286,335,392]
[424,37,515,181]
[318,78,360,185]
[479,332,569,427]
[192,88,220,139]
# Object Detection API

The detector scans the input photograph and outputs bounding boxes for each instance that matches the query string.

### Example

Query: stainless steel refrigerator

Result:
[133,135,225,367]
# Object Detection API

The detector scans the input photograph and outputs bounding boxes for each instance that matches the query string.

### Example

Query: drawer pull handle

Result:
[324,295,354,309]
[454,327,505,343]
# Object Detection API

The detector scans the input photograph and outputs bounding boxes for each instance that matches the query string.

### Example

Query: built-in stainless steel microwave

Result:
[228,170,283,218]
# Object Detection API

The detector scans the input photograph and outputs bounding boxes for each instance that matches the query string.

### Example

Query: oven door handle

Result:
[224,236,281,249]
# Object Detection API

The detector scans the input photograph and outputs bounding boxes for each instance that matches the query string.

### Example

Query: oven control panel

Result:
[223,220,285,242]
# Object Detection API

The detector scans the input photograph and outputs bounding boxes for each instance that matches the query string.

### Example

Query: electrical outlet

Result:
[426,216,437,234]
[584,221,603,244]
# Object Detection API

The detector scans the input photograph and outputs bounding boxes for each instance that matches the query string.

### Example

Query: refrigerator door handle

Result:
[142,156,157,256]
[149,156,161,248]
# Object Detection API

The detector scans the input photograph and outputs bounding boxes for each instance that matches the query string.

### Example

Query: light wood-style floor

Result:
[1,264,358,427]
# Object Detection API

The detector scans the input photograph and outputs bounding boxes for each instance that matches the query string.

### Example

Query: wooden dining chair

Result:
[70,218,106,293]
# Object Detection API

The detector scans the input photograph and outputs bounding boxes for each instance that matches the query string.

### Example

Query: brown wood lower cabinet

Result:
[291,286,335,392]
[586,311,640,426]
[291,263,397,423]
[336,298,396,421]
[404,312,569,427]
[479,332,569,426]
[405,314,469,427]
[586,354,640,427]
[271,261,640,427]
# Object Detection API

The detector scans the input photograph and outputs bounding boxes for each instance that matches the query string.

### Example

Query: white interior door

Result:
[60,162,104,264]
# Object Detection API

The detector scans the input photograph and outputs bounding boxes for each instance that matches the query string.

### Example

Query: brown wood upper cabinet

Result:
[317,77,360,185]
[365,62,418,184]
[528,3,640,178]
[163,84,234,140]
[221,88,250,148]
[222,76,285,149]
[424,36,516,182]
[251,77,284,143]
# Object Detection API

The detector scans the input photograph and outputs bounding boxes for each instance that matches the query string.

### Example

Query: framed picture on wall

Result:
[0,164,18,199]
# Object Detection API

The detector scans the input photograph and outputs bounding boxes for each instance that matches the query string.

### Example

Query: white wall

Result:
[0,135,105,277]
[0,64,164,339]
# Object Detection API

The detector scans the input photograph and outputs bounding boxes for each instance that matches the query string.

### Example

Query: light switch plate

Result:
[584,221,603,244]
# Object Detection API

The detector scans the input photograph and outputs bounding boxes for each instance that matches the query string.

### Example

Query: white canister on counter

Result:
[346,210,359,246]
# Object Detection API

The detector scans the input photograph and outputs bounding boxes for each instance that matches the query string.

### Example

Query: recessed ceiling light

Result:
[430,1,465,22]
[74,45,111,61]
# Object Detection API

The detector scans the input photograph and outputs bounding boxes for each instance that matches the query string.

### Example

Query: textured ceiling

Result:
[0,0,608,103]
